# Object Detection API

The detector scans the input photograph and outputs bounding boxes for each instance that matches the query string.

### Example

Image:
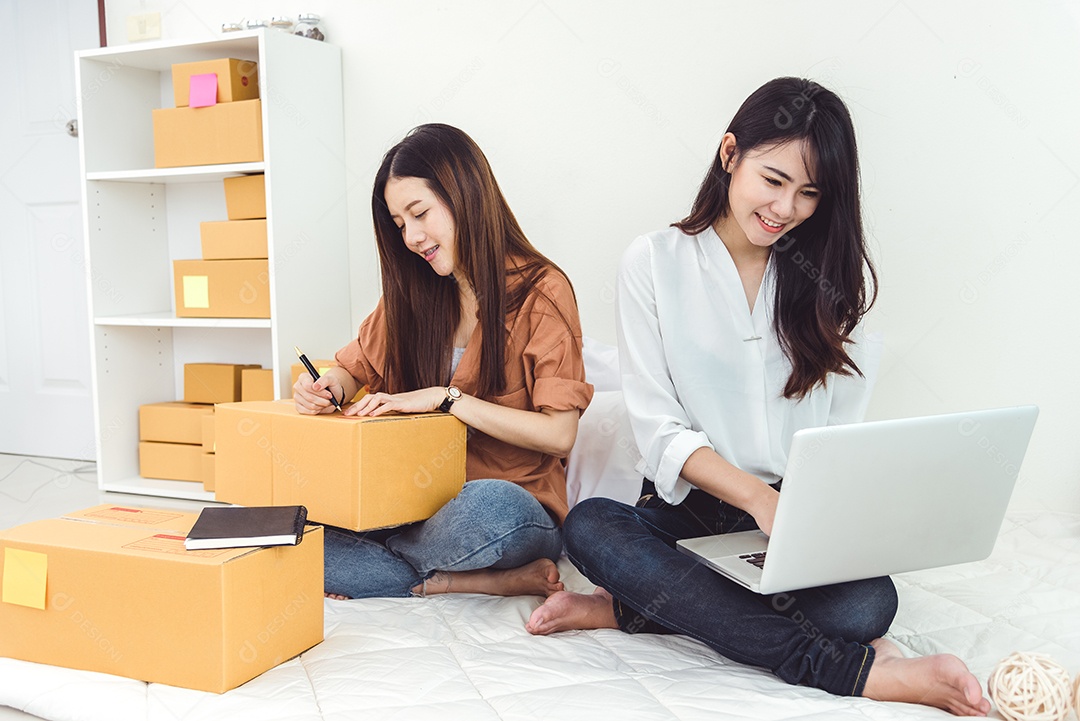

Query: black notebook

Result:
[185,506,308,551]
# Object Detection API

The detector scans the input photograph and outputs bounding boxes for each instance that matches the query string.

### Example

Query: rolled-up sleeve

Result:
[525,274,594,413]
[616,236,711,505]
[334,300,388,392]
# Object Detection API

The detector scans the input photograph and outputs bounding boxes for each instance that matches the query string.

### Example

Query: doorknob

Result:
[65,119,78,137]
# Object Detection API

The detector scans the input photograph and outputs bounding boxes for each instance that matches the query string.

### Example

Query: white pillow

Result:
[566,337,644,508]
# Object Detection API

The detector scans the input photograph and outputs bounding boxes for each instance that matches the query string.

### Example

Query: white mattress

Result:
[3,511,1079,721]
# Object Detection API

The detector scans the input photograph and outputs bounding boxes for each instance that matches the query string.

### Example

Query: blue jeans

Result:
[323,478,564,598]
[563,481,897,697]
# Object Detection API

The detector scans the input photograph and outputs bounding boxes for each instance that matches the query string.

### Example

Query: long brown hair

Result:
[372,123,568,397]
[676,77,878,399]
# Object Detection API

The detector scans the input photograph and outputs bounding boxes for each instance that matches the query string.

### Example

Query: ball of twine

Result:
[987,652,1073,721]
[1073,672,1080,720]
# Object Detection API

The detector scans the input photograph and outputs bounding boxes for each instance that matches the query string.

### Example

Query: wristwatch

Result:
[438,385,462,413]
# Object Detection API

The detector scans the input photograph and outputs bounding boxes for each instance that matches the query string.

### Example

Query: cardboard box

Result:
[200,220,268,260]
[139,402,214,444]
[172,58,259,107]
[139,441,203,483]
[153,99,263,168]
[215,401,466,530]
[241,368,275,401]
[0,504,322,693]
[185,363,261,404]
[202,415,216,452]
[290,359,337,389]
[173,259,270,318]
[202,453,216,492]
[224,174,266,220]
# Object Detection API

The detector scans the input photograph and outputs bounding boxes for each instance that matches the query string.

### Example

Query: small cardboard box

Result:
[290,359,337,389]
[202,415,216,452]
[215,401,466,531]
[172,58,259,107]
[0,504,322,693]
[224,174,266,220]
[152,99,263,168]
[241,368,275,401]
[173,259,270,319]
[200,220,268,260]
[139,441,203,482]
[185,363,261,404]
[139,402,215,444]
[202,453,216,492]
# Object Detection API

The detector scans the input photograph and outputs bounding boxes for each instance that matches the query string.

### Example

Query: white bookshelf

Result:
[76,30,352,500]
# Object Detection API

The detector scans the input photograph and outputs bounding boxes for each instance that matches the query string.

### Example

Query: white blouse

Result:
[616,225,881,504]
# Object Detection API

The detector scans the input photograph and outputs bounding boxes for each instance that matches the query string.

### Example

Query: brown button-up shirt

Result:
[335,270,594,524]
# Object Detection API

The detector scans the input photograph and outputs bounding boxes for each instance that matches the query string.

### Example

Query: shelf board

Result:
[96,313,272,328]
[102,476,222,503]
[77,30,262,71]
[87,163,265,184]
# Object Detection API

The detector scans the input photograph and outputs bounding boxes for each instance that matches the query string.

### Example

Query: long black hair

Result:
[676,77,877,399]
[371,123,569,397]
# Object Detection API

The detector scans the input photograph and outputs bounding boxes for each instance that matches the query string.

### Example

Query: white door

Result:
[0,0,100,459]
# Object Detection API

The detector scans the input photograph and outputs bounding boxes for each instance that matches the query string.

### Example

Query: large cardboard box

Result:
[215,401,466,530]
[241,368,275,401]
[139,441,202,482]
[185,363,261,404]
[224,174,266,220]
[139,402,214,444]
[173,259,270,319]
[200,220,268,259]
[152,99,263,168]
[172,58,259,107]
[0,504,322,693]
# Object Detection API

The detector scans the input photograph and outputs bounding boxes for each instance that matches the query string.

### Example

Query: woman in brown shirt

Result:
[294,124,593,599]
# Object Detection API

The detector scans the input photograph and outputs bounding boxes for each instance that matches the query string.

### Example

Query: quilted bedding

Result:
[2,510,1078,721]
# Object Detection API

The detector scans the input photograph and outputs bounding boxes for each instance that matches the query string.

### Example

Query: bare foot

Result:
[526,587,619,635]
[862,638,990,716]
[412,558,564,598]
[325,592,350,601]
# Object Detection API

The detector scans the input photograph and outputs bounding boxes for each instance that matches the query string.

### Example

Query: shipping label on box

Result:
[139,402,214,444]
[172,58,259,107]
[185,363,260,404]
[173,259,270,318]
[200,220,268,260]
[215,401,466,531]
[0,505,323,693]
[224,174,266,220]
[153,99,263,168]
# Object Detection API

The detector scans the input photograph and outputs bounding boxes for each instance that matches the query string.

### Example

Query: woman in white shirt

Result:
[528,77,991,717]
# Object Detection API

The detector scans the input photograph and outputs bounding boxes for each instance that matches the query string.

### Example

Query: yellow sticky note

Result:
[2,547,47,610]
[183,275,210,309]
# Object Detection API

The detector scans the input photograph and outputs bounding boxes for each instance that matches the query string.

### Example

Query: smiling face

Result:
[714,134,821,252]
[385,176,458,277]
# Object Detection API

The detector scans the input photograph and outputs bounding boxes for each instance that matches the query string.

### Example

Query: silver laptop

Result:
[676,406,1039,594]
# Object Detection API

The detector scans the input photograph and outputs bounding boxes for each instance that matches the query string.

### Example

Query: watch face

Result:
[448,386,462,400]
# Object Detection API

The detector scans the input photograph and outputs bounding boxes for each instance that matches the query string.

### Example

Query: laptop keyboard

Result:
[740,552,766,569]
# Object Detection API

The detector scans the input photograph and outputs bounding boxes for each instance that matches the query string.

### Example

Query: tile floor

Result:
[0,453,216,720]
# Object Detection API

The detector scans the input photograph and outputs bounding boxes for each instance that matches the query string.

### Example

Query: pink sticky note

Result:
[189,73,218,108]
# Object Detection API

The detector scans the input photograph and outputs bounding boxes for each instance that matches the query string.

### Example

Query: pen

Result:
[294,346,342,412]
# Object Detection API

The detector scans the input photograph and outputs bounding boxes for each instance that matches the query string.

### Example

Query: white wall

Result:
[104,0,1080,514]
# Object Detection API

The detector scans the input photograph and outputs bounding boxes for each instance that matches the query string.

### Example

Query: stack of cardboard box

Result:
[173,172,271,319]
[154,57,271,319]
[139,363,273,486]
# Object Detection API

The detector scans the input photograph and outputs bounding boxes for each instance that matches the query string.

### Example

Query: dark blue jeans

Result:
[564,480,898,697]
